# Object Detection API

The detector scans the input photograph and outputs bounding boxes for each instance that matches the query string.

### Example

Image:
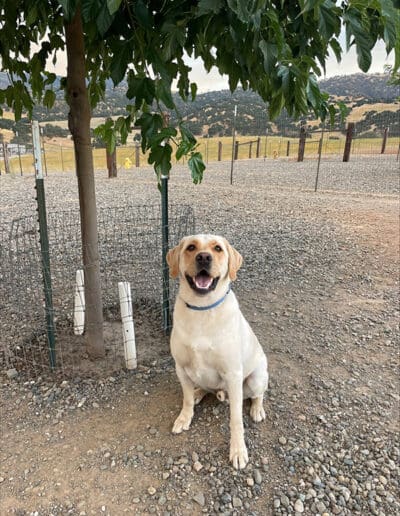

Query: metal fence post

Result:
[32,121,56,369]
[161,113,171,334]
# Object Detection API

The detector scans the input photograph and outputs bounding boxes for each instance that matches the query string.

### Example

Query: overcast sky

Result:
[49,40,393,93]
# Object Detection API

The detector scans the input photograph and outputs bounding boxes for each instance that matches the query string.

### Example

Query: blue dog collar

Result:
[184,284,232,311]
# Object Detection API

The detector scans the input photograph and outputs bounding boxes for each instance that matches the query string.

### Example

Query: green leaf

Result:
[110,42,131,85]
[43,89,56,109]
[127,76,156,109]
[156,79,175,110]
[81,0,99,22]
[318,1,339,40]
[259,41,277,74]
[149,143,173,179]
[132,0,153,28]
[190,83,197,101]
[107,0,122,15]
[197,0,224,16]
[58,0,78,21]
[96,1,113,35]
[344,9,374,72]
[188,152,205,184]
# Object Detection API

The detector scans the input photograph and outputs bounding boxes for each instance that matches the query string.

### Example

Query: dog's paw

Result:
[250,404,266,423]
[229,440,249,470]
[194,388,207,405]
[172,412,192,434]
[216,390,227,402]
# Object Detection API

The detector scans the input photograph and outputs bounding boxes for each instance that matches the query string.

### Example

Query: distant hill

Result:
[319,73,399,101]
[0,72,398,140]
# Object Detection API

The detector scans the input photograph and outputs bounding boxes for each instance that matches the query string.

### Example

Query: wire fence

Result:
[1,104,398,175]
[0,204,195,377]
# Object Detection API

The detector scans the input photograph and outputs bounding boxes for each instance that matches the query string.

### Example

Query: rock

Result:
[193,461,203,472]
[6,369,18,379]
[232,496,242,508]
[279,436,287,445]
[192,492,205,507]
[253,469,262,484]
[294,499,304,513]
[148,486,156,495]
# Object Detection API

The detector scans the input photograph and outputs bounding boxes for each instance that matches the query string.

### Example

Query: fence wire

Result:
[0,204,195,377]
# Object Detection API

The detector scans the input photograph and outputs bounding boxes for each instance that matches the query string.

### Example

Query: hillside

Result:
[0,72,398,141]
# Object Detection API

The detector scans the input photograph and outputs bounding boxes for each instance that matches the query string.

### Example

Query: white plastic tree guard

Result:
[118,281,137,370]
[73,269,85,335]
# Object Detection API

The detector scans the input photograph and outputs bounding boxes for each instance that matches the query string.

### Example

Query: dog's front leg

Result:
[172,365,195,434]
[226,372,248,469]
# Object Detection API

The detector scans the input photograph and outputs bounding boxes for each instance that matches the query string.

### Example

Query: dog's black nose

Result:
[196,252,212,266]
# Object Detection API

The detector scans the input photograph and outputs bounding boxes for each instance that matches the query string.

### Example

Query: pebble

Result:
[6,368,18,379]
[253,469,262,484]
[147,487,156,495]
[294,499,304,513]
[192,492,205,507]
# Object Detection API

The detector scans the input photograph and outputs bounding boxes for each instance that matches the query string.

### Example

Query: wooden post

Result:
[297,126,306,162]
[135,143,140,167]
[1,137,10,174]
[381,127,389,154]
[286,140,290,157]
[234,141,239,160]
[60,145,65,171]
[248,141,252,159]
[218,141,222,161]
[256,137,260,158]
[106,147,117,177]
[343,122,354,162]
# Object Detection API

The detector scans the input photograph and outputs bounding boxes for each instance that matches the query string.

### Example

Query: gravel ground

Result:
[0,155,399,515]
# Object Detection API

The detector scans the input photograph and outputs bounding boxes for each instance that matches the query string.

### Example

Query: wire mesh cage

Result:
[0,203,195,377]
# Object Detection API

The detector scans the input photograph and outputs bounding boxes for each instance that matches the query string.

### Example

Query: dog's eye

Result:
[214,245,222,252]
[186,244,196,252]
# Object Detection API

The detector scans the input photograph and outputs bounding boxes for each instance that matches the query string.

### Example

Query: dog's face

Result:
[167,234,242,296]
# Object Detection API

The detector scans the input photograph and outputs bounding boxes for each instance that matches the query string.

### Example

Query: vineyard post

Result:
[230,104,237,185]
[381,127,389,154]
[343,122,354,162]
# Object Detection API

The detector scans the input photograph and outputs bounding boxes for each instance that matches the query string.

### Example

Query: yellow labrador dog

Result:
[167,234,268,469]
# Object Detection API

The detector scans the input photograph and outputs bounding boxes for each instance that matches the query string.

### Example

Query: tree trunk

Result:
[65,8,105,358]
[106,148,117,178]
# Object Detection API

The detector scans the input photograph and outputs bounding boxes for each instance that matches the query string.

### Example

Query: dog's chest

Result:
[182,338,225,390]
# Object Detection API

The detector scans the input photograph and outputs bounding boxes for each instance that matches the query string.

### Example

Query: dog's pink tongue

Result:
[195,275,213,289]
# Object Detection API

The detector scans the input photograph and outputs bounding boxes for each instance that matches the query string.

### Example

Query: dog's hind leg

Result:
[194,388,208,405]
[244,363,268,423]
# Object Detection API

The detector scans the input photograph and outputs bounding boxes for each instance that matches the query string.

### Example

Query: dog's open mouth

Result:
[186,271,219,295]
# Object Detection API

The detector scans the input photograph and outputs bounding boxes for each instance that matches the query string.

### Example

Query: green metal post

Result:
[32,121,56,369]
[161,175,171,334]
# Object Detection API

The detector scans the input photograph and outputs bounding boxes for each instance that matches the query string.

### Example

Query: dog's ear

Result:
[224,239,243,281]
[166,241,183,278]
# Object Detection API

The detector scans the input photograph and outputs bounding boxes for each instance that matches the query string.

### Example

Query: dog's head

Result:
[166,234,242,296]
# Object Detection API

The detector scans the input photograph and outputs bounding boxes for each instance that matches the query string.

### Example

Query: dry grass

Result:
[3,134,399,175]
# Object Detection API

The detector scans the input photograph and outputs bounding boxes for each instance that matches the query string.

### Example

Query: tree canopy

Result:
[0,0,399,183]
